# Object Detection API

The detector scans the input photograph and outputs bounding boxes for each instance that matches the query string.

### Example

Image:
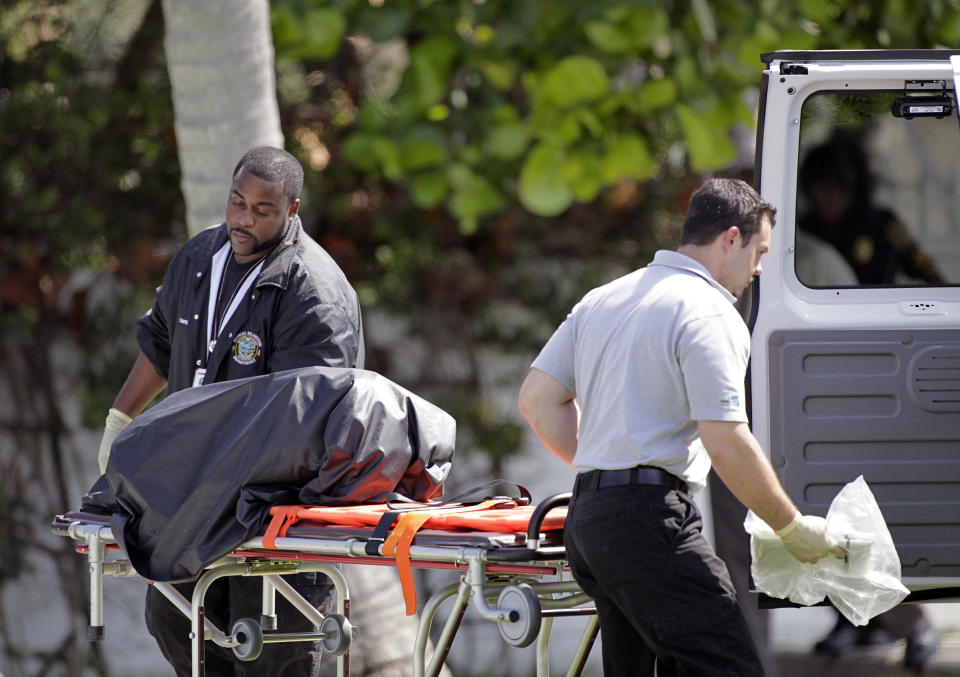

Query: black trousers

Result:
[145,572,335,676]
[565,479,765,676]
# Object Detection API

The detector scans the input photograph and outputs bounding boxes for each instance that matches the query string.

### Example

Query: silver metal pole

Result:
[261,577,277,630]
[536,616,554,677]
[423,578,472,677]
[413,582,460,677]
[84,531,105,640]
[565,615,600,677]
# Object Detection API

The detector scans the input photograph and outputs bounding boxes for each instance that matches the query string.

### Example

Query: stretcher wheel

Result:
[230,617,264,662]
[319,613,353,656]
[496,583,541,648]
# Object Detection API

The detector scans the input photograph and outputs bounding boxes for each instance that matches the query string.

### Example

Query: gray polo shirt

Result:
[531,250,750,492]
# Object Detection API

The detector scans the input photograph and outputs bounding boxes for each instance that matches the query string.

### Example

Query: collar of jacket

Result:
[188,216,304,291]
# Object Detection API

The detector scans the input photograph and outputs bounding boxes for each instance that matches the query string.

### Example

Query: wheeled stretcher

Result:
[52,491,597,677]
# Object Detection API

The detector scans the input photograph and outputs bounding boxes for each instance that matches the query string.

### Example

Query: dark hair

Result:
[799,136,872,207]
[679,178,776,246]
[233,146,304,205]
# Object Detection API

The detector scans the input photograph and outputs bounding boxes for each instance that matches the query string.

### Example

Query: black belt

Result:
[575,466,688,494]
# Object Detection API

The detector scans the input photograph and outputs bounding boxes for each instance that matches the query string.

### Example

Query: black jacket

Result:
[136,216,364,391]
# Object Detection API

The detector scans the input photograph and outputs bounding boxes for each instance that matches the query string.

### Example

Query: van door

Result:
[752,50,960,589]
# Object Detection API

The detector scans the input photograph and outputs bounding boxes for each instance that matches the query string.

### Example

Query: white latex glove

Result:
[98,408,133,474]
[775,513,847,563]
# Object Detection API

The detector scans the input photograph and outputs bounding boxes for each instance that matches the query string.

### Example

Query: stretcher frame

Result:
[52,493,597,677]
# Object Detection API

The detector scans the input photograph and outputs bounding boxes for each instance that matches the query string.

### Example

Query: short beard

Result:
[231,218,291,256]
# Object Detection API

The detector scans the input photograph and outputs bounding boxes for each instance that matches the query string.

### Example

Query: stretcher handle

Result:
[526,492,571,550]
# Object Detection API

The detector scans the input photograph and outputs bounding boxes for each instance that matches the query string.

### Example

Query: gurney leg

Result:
[536,617,553,677]
[152,582,229,645]
[565,615,599,677]
[265,574,326,627]
[261,578,277,631]
[266,566,351,677]
[413,583,462,677]
[190,564,251,677]
[84,530,105,641]
[414,579,471,677]
[186,563,353,677]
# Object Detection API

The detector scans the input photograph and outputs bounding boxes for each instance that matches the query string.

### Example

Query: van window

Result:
[795,90,960,288]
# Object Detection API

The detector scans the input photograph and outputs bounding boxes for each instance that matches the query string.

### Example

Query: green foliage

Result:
[272,5,346,60]
[264,0,960,462]
[0,1,182,412]
[273,0,960,232]
[4,0,959,494]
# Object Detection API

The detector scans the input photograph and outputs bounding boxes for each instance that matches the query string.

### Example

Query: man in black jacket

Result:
[99,146,364,676]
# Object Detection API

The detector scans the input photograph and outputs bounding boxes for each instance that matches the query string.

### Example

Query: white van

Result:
[752,50,960,597]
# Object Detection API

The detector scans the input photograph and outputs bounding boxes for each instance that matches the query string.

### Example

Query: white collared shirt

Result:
[531,250,750,492]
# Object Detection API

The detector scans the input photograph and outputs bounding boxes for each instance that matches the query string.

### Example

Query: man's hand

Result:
[98,408,133,474]
[775,513,847,563]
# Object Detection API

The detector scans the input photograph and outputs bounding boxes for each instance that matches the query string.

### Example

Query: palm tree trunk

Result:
[161,0,283,235]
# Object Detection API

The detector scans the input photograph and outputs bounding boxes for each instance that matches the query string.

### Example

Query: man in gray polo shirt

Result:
[519,178,843,676]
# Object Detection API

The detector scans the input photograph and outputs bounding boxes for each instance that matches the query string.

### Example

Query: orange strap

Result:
[382,511,436,615]
[263,506,304,549]
[381,499,508,615]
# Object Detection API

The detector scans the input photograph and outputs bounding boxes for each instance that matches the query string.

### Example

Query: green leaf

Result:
[371,136,403,180]
[409,171,448,208]
[560,148,603,203]
[635,78,677,115]
[937,9,960,45]
[601,134,658,184]
[400,127,448,170]
[574,108,603,138]
[270,7,301,52]
[353,5,410,42]
[690,0,717,42]
[405,37,458,110]
[539,56,610,109]
[676,104,737,172]
[355,100,388,132]
[674,55,704,97]
[797,0,834,23]
[486,122,529,159]
[780,25,818,51]
[584,21,632,54]
[519,144,573,216]
[625,7,670,50]
[447,164,504,233]
[492,104,520,124]
[297,8,347,60]
[345,133,405,179]
[532,108,582,146]
[479,59,516,90]
[342,133,379,172]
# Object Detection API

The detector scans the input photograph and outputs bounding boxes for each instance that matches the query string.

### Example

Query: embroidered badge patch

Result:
[232,331,262,365]
[720,394,741,410]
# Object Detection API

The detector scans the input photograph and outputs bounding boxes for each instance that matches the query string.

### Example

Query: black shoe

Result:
[814,617,860,655]
[904,627,938,671]
[814,617,895,655]
[856,621,895,647]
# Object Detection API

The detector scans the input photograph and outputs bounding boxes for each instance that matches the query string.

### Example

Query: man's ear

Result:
[288,199,301,220]
[721,225,741,252]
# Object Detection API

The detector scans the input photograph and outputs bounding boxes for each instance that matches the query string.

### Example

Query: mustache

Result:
[230,226,286,254]
[229,226,256,239]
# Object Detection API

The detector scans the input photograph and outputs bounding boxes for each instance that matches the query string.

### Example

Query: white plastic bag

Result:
[744,475,909,625]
